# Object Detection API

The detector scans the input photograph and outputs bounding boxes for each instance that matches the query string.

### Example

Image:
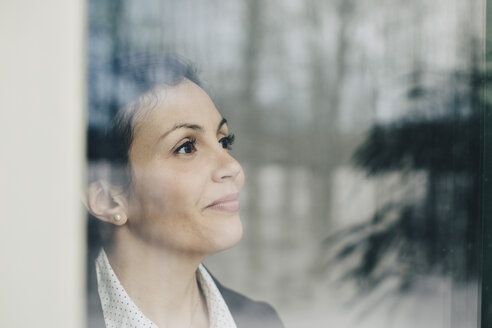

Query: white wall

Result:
[0,1,85,327]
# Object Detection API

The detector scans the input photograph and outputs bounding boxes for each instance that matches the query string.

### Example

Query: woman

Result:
[85,54,283,328]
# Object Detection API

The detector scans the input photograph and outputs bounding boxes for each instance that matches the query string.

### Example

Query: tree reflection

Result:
[323,66,483,296]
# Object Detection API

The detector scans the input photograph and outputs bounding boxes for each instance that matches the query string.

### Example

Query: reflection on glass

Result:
[87,0,484,327]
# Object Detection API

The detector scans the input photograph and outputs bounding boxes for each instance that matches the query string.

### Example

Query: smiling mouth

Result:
[206,193,240,213]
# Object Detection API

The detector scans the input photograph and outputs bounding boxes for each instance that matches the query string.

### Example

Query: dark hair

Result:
[105,53,201,186]
[87,53,201,249]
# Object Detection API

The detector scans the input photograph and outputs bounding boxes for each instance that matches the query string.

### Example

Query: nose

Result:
[212,150,243,183]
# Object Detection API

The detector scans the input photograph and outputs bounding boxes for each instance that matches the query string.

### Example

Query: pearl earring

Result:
[114,214,122,221]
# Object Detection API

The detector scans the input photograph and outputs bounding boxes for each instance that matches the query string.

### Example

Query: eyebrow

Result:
[160,118,228,140]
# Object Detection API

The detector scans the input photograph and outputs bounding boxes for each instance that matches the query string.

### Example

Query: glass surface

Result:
[86,1,485,327]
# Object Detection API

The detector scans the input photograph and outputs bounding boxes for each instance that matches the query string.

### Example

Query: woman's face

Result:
[125,80,245,255]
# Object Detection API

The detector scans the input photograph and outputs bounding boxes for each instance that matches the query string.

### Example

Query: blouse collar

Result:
[95,249,237,328]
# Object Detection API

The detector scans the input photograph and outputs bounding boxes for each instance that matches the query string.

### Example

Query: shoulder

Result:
[208,271,285,328]
[87,253,284,328]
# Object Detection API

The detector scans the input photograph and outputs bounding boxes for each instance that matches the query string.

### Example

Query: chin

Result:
[209,214,243,253]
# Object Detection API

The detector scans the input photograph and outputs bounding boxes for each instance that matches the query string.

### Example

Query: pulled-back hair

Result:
[87,53,201,249]
[89,53,201,186]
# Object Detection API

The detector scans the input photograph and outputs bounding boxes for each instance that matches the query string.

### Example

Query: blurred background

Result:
[85,0,485,327]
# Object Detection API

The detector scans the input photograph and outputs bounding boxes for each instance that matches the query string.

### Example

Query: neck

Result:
[106,227,207,327]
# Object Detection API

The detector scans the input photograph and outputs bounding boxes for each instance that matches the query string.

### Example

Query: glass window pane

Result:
[86,1,485,327]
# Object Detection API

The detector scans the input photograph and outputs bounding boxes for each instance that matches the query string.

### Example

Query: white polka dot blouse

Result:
[96,249,237,328]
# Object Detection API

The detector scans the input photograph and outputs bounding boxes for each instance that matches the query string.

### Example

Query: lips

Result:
[205,193,240,213]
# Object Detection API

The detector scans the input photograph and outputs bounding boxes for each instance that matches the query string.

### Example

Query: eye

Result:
[219,134,235,150]
[174,138,197,154]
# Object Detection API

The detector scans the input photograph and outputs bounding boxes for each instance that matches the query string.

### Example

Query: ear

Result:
[85,180,129,226]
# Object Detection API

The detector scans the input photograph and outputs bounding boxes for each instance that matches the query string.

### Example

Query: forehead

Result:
[133,80,223,134]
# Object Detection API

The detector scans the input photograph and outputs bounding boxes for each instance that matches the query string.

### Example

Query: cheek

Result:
[130,166,204,218]
[129,168,173,216]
